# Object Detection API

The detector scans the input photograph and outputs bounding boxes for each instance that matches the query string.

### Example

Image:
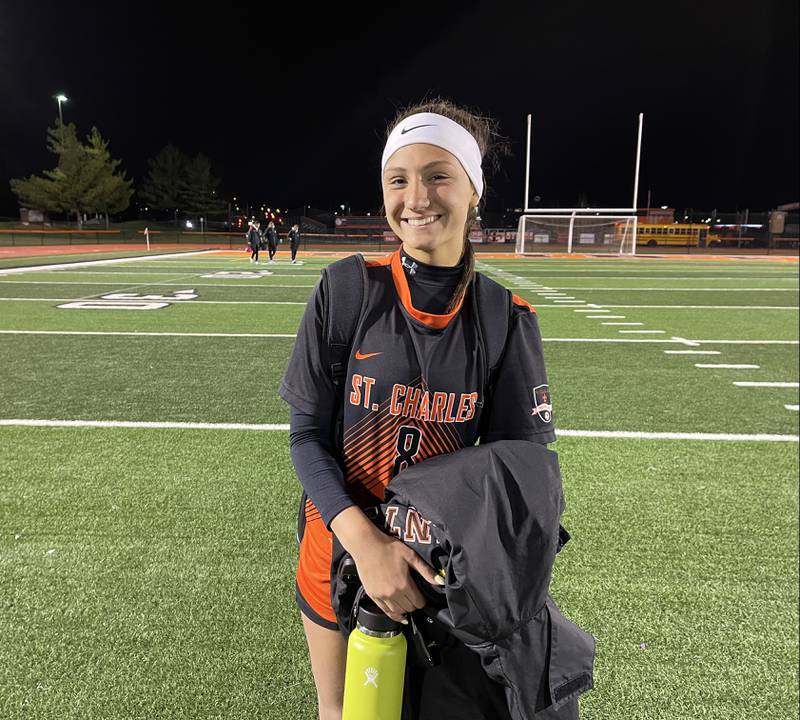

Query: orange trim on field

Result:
[0,243,214,259]
[511,294,537,313]
[0,229,123,235]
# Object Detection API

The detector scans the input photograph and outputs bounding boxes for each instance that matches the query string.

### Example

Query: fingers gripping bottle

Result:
[342,597,407,720]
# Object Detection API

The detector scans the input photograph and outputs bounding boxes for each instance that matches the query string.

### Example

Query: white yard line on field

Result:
[0,281,318,287]
[495,270,799,275]
[684,339,799,345]
[515,287,800,292]
[565,304,799,310]
[497,276,799,281]
[117,265,319,272]
[0,250,215,275]
[0,419,291,431]
[695,364,760,369]
[0,419,796,442]
[0,297,307,305]
[664,350,722,355]
[733,382,799,388]
[4,270,212,276]
[556,429,798,442]
[0,330,296,338]
[1,330,796,346]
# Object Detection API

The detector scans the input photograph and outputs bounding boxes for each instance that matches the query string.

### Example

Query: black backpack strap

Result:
[472,272,512,441]
[321,254,368,406]
[473,274,572,549]
[296,254,367,546]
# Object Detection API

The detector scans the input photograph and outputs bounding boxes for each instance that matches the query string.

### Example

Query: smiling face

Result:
[382,143,479,267]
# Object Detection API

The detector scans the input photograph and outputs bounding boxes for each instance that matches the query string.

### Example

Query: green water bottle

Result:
[341,598,407,720]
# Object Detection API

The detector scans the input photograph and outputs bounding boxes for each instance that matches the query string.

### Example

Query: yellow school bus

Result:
[629,223,723,247]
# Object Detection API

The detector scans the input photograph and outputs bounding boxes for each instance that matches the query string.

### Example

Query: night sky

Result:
[1,0,797,218]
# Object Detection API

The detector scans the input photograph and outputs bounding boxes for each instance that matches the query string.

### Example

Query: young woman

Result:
[279,99,556,720]
[265,220,279,263]
[288,223,301,263]
[246,220,261,263]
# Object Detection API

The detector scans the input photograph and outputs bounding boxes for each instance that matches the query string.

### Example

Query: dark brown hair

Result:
[381,97,509,312]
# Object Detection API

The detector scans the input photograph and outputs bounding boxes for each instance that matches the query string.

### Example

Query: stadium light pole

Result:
[54,94,68,125]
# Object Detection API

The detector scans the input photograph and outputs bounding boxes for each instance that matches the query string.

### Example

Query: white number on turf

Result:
[58,289,199,310]
[57,301,170,310]
[200,271,273,279]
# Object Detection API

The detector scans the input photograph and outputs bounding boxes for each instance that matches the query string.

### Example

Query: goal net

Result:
[515,212,638,255]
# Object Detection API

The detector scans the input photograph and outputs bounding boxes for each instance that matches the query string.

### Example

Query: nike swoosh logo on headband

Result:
[401,124,435,135]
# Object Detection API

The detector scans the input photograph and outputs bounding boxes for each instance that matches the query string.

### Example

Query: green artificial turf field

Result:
[1,249,797,719]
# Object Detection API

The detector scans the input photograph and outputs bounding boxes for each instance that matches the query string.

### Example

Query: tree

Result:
[10,121,132,229]
[139,145,188,226]
[180,153,226,221]
[83,127,134,228]
[11,121,84,225]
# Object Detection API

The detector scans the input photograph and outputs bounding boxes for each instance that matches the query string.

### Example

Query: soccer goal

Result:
[515,211,638,255]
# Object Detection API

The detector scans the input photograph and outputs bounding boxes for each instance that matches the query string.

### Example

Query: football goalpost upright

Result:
[515,113,644,255]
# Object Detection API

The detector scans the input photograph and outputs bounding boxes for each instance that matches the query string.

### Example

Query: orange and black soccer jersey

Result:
[279,249,554,626]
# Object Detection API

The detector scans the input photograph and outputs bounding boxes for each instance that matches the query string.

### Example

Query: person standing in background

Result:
[246,220,261,263]
[266,221,279,263]
[288,223,301,264]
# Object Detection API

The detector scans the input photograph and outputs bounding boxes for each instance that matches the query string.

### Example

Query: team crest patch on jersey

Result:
[531,384,552,423]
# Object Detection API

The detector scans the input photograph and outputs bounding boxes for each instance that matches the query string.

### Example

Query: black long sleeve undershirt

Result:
[289,407,354,528]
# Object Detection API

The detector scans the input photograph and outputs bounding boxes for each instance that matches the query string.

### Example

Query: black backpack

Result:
[295,253,512,543]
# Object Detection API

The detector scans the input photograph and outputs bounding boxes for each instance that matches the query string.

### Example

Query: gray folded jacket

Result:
[379,439,595,719]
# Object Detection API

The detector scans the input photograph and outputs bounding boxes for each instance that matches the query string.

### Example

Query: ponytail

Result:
[446,206,479,313]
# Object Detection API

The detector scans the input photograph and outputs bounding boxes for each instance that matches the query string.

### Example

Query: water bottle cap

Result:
[356,597,402,635]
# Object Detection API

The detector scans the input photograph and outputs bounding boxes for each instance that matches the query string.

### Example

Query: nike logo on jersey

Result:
[401,124,435,135]
[355,350,383,360]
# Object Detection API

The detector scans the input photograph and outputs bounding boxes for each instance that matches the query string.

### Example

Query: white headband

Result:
[381,112,484,199]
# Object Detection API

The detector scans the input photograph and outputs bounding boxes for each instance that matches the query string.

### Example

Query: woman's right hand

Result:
[330,506,444,624]
[351,530,442,623]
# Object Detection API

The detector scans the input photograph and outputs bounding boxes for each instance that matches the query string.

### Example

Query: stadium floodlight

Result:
[54,94,68,124]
